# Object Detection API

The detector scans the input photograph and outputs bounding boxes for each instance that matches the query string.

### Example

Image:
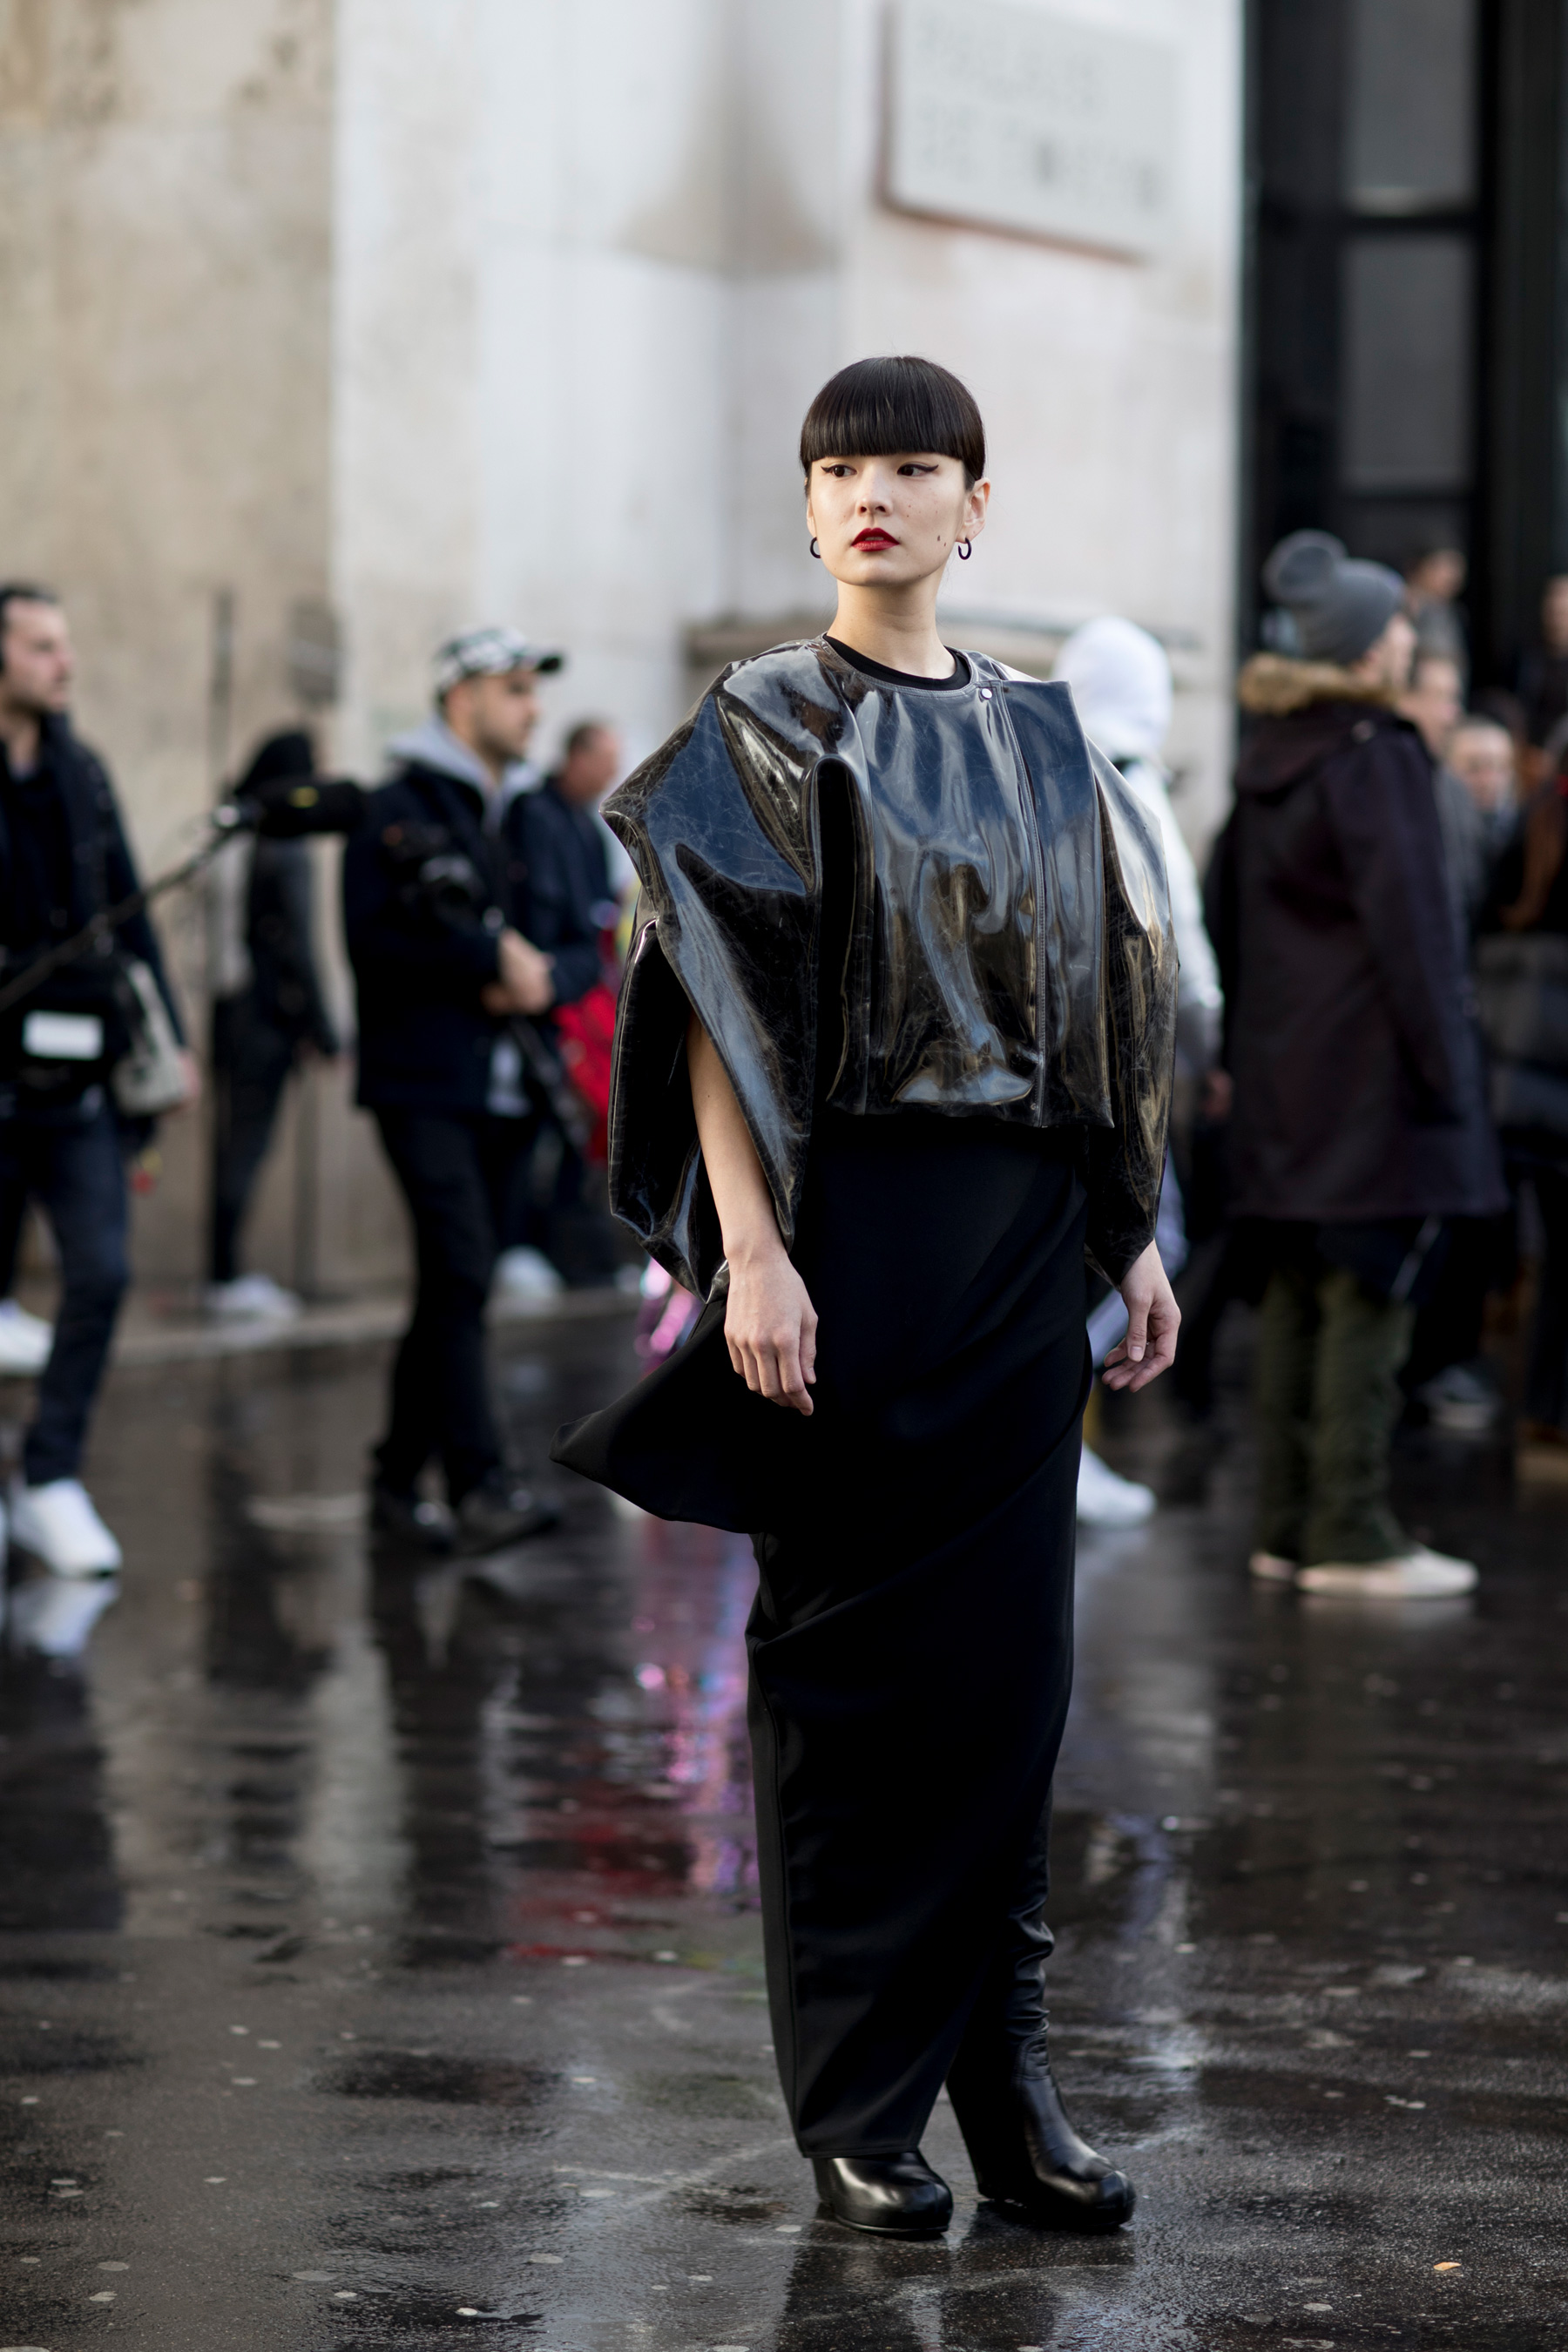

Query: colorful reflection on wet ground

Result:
[1,1306,1566,2349]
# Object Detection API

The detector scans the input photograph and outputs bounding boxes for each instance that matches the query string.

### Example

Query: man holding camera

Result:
[344,625,567,1551]
[0,582,196,1577]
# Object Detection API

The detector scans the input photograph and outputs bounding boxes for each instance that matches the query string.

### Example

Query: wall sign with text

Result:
[885,0,1179,258]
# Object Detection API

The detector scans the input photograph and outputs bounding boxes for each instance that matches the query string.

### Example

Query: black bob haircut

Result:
[800,356,985,486]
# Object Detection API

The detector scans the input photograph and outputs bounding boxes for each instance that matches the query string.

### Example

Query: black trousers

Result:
[0,1162,27,1293]
[1522,1163,1568,1427]
[0,1102,130,1485]
[208,991,298,1284]
[374,1108,538,1503]
[747,1112,1090,2155]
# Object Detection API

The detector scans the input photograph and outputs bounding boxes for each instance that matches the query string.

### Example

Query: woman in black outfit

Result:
[555,357,1179,2236]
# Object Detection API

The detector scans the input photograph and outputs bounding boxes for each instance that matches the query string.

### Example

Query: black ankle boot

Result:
[948,2039,1134,2231]
[811,2152,953,2236]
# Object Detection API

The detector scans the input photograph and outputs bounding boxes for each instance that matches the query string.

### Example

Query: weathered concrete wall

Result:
[845,0,1244,855]
[0,0,405,1291]
[3,0,1241,1309]
[333,0,1240,835]
[331,0,740,779]
[0,0,335,841]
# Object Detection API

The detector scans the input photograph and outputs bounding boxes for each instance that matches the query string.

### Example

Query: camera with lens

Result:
[378,820,496,929]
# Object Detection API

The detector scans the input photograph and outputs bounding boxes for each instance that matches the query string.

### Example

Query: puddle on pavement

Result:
[631,2071,781,2120]
[320,2051,556,2107]
[2,1312,1566,2348]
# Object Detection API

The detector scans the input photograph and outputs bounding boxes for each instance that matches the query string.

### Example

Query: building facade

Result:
[1245,0,1568,682]
[2,0,1242,1288]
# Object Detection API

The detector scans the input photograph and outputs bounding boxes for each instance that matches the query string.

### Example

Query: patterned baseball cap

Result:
[434,625,564,699]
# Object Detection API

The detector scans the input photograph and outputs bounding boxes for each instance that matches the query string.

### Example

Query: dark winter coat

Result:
[0,713,185,1111]
[1211,654,1504,1223]
[501,780,612,1010]
[342,760,511,1113]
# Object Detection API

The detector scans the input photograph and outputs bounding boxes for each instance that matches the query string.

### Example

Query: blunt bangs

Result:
[800,356,985,485]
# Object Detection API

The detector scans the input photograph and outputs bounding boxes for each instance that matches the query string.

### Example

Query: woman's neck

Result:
[826,584,955,679]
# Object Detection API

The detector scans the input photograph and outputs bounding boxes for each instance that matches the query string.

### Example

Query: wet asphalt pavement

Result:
[2,1305,1567,2352]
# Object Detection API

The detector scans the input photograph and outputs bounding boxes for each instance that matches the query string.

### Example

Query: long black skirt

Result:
[555,1111,1090,2156]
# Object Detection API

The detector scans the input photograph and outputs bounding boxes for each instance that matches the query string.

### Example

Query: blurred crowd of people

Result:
[5,526,1568,1612]
[1075,536,1568,1603]
[1394,560,1568,1470]
[0,588,635,1595]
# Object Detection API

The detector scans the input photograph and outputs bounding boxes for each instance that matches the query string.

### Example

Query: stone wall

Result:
[0,0,404,1290]
[2,0,1242,1299]
[332,0,1241,827]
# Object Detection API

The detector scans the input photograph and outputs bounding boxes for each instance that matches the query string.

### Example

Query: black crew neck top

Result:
[824,636,970,691]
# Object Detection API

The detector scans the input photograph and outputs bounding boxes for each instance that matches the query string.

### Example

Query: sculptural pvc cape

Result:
[598,638,1176,1301]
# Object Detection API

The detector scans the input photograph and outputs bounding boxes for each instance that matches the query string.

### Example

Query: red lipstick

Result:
[852,528,898,550]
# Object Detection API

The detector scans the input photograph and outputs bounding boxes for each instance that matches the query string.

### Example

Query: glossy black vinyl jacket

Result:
[603,637,1177,1289]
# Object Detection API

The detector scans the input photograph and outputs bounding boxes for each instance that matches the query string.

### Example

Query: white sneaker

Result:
[1077,1444,1156,1527]
[8,1478,123,1577]
[1248,1550,1299,1583]
[1297,1546,1477,1598]
[1416,1362,1502,1434]
[205,1274,303,1322]
[0,1297,54,1375]
[494,1246,564,1300]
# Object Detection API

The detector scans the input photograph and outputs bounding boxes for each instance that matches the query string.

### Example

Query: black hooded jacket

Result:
[501,780,612,1012]
[1211,655,1504,1223]
[0,713,185,1108]
[342,757,514,1115]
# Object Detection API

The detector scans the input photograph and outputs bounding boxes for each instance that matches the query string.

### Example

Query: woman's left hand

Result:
[1100,1239,1180,1392]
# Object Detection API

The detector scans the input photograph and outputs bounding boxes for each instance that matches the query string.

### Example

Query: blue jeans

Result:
[0,1099,130,1485]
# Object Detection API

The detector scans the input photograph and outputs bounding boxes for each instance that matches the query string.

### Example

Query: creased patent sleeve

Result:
[598,639,1176,1300]
[603,689,819,1297]
[1079,742,1179,1281]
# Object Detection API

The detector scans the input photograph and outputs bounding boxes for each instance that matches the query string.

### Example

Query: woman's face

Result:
[805,452,989,588]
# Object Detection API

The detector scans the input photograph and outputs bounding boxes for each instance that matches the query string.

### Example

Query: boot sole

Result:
[977,2178,1135,2232]
[814,2200,950,2238]
[6,1539,120,1580]
[453,1504,563,1556]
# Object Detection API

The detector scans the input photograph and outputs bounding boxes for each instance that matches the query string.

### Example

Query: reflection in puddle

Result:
[2,1321,1565,2349]
[0,1348,765,1961]
[320,2050,556,2106]
[6,1572,120,1659]
[0,1641,121,1931]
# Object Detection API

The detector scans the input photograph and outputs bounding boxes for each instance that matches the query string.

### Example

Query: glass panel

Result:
[1339,497,1470,572]
[1344,0,1477,210]
[1341,235,1474,490]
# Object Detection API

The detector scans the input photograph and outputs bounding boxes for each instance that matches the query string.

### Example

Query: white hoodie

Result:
[1053,617,1223,1071]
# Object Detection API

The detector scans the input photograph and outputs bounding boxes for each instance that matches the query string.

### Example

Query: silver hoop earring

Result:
[809,537,821,558]
[957,538,973,561]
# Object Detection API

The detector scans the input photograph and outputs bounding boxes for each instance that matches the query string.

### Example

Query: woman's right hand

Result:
[724,1237,819,1415]
[685,1010,818,1413]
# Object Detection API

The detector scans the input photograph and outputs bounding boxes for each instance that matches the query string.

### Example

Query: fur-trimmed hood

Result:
[1236,651,1399,717]
[1234,655,1421,799]
[1217,650,1506,1226]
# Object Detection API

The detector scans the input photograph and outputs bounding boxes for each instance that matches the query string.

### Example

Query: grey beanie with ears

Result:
[1261,531,1406,666]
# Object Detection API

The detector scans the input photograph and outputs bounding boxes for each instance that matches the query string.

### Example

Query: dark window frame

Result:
[1240,0,1568,684]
